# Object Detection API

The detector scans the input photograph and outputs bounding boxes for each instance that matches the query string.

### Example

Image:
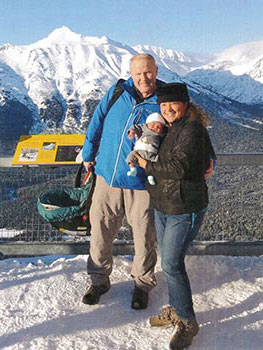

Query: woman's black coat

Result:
[145,115,216,215]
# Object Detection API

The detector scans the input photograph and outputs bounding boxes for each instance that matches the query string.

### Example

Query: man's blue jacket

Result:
[82,77,164,189]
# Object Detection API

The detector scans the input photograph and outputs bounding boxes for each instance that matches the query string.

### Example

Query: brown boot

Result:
[149,306,179,327]
[82,279,110,305]
[169,319,199,350]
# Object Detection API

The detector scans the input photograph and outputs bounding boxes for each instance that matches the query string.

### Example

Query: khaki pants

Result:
[87,176,157,291]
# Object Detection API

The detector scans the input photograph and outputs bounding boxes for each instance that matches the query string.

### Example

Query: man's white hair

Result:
[130,53,157,68]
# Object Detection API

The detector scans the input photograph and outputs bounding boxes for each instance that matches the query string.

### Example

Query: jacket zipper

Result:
[109,101,158,187]
[110,105,136,186]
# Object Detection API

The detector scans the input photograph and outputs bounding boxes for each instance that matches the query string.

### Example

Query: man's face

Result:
[147,121,164,134]
[130,58,158,98]
[160,102,188,124]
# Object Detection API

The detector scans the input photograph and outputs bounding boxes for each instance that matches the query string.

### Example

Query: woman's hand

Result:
[134,152,147,169]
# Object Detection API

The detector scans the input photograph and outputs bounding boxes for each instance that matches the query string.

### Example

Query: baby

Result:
[126,112,165,185]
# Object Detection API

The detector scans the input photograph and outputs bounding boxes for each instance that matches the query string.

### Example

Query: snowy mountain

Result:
[0,26,263,154]
[185,41,263,104]
[0,26,139,148]
[203,40,263,80]
[133,44,210,76]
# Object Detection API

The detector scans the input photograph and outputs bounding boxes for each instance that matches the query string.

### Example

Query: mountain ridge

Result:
[0,26,262,154]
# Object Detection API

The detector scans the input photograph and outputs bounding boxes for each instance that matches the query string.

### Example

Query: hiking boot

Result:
[82,279,110,305]
[169,319,199,350]
[131,285,148,310]
[149,306,179,327]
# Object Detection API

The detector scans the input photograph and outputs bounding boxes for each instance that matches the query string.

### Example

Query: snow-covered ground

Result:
[0,228,25,239]
[0,254,263,350]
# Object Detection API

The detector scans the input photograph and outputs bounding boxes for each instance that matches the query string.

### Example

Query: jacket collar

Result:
[169,114,188,128]
[124,77,165,102]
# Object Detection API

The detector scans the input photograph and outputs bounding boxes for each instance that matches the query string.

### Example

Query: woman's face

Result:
[160,101,188,124]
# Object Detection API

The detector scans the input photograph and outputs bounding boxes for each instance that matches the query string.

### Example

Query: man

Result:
[81,53,164,309]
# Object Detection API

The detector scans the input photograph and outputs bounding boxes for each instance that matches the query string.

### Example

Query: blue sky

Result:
[1,0,263,54]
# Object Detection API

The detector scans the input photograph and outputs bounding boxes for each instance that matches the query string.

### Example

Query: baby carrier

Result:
[37,163,96,235]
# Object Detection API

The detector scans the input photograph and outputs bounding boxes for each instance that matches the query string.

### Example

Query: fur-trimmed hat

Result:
[157,83,190,104]
[146,112,165,125]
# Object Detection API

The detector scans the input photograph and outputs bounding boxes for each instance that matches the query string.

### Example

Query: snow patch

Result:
[0,254,263,349]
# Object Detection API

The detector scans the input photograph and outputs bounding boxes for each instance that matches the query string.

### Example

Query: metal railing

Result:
[0,153,263,257]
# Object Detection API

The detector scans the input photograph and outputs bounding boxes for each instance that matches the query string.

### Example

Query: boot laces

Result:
[87,285,96,294]
[86,284,103,296]
[172,319,185,333]
[159,306,177,321]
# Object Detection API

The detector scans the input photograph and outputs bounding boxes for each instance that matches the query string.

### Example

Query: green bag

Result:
[37,164,96,235]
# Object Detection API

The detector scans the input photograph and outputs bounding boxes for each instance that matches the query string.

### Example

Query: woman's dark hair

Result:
[186,103,210,128]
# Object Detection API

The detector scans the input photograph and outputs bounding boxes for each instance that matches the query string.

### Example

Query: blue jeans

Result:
[155,208,206,321]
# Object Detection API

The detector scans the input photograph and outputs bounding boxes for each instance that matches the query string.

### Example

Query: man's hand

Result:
[134,152,147,169]
[205,159,214,180]
[83,161,96,172]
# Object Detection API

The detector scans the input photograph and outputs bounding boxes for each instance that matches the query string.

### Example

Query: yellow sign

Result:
[12,134,85,165]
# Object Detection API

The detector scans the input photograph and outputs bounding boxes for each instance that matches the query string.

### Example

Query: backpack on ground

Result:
[37,163,96,235]
[37,79,125,235]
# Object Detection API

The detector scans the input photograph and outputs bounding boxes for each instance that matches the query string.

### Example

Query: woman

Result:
[135,83,216,350]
